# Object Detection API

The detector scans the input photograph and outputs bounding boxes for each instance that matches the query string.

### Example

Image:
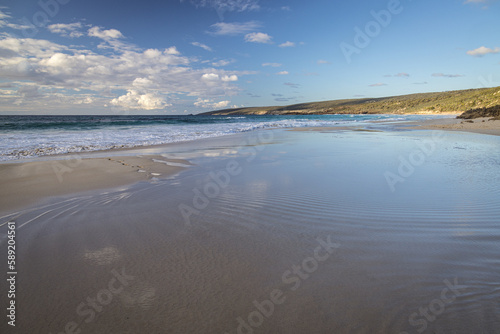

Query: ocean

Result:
[0,114,443,161]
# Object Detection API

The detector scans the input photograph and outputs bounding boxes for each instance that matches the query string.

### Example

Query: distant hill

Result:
[201,86,500,116]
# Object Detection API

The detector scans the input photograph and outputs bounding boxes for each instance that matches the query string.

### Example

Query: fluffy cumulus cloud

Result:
[0,33,246,111]
[194,97,230,109]
[244,32,273,44]
[202,73,220,81]
[110,90,169,110]
[88,26,124,40]
[222,74,238,81]
[467,46,500,57]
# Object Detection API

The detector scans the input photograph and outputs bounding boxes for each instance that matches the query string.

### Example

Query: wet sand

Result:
[294,115,500,136]
[0,155,190,213]
[1,122,500,333]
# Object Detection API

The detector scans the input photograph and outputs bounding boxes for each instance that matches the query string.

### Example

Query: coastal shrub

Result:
[457,105,500,119]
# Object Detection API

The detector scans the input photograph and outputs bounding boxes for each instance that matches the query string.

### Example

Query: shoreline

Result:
[1,117,499,333]
[2,116,500,214]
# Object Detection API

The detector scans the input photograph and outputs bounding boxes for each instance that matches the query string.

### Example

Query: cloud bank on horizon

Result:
[0,0,498,114]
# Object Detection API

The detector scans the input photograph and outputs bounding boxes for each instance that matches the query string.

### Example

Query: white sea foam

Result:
[0,115,438,161]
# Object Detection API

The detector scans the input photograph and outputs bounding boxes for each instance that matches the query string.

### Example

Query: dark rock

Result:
[457,105,500,119]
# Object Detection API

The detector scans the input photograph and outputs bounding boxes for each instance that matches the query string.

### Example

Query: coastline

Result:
[2,115,500,214]
[1,119,499,333]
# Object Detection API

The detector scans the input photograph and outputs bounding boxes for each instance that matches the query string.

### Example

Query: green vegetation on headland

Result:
[201,86,500,116]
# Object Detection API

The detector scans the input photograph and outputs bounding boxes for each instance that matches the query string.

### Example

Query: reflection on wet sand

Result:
[0,127,499,333]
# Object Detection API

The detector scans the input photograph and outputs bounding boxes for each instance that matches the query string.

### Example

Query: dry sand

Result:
[407,117,500,136]
[0,155,190,213]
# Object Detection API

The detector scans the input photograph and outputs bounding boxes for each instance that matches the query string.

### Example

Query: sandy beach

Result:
[1,119,500,333]
[2,0,500,331]
[407,117,500,136]
[0,155,190,214]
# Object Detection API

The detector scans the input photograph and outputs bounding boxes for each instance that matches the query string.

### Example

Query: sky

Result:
[0,0,499,115]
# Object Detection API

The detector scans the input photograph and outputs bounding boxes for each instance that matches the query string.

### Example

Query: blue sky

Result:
[0,0,499,114]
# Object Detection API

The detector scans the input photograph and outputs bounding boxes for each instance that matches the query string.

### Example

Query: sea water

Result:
[0,114,441,161]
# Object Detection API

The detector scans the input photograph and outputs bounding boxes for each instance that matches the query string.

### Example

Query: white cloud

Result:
[432,73,464,78]
[209,21,261,35]
[212,59,234,67]
[0,34,247,111]
[281,6,291,11]
[262,62,282,67]
[132,77,154,88]
[467,46,500,57]
[110,90,169,110]
[48,23,84,38]
[212,100,230,108]
[191,41,213,51]
[369,83,387,87]
[317,59,331,65]
[187,0,260,12]
[88,26,124,40]
[244,32,273,44]
[279,41,295,48]
[78,96,94,104]
[0,37,66,58]
[194,97,230,109]
[276,71,289,75]
[221,74,238,81]
[143,48,162,58]
[165,46,181,55]
[202,73,220,80]
[18,85,41,98]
